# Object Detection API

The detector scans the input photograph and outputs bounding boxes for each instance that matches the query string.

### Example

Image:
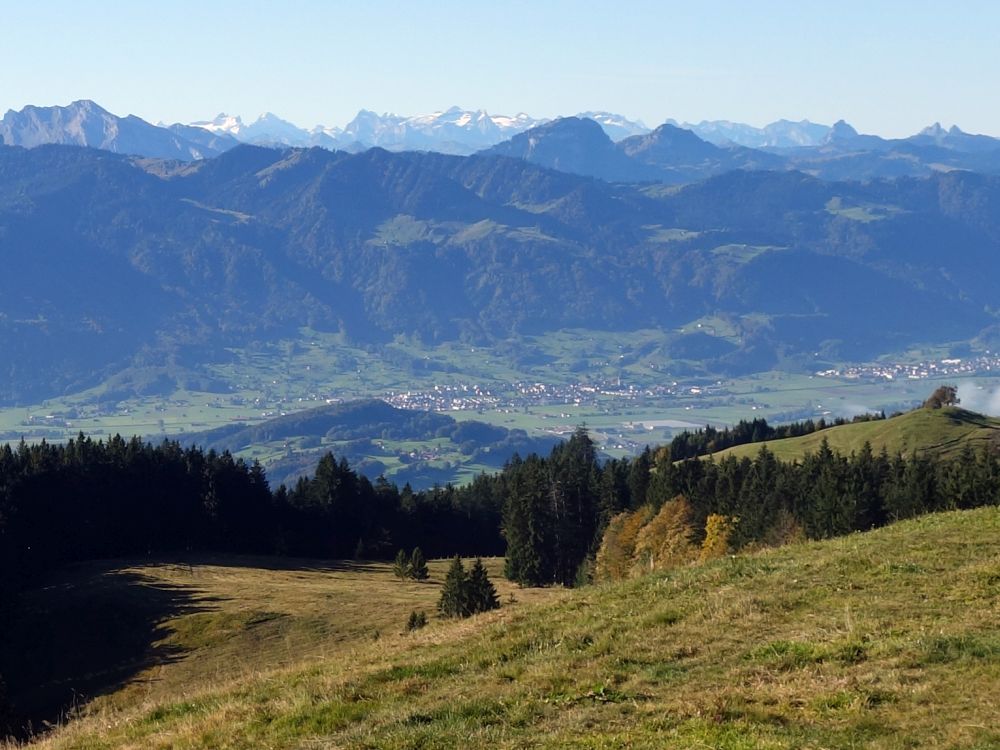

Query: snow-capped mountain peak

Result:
[182,107,641,153]
[575,111,649,140]
[191,113,245,136]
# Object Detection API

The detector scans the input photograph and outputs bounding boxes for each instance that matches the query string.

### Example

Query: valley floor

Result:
[12,509,1000,749]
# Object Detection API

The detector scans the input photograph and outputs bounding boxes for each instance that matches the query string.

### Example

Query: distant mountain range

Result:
[187,109,827,151]
[4,100,1000,184]
[2,140,999,403]
[484,116,1000,183]
[0,101,652,157]
[189,107,654,154]
[0,100,239,160]
[484,117,785,183]
[679,118,832,148]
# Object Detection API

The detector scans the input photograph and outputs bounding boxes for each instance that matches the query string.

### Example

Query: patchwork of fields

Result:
[4,327,995,488]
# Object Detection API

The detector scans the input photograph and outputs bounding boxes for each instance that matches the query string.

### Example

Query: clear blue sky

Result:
[2,0,998,136]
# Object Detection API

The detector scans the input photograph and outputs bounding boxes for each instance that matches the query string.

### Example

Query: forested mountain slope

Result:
[2,142,999,402]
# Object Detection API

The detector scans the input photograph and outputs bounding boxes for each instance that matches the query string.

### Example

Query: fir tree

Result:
[502,454,554,585]
[392,549,410,579]
[467,558,500,614]
[409,547,429,580]
[438,556,470,618]
[405,610,427,631]
[627,447,652,508]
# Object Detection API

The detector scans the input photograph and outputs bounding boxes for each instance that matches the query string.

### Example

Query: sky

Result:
[1,0,998,137]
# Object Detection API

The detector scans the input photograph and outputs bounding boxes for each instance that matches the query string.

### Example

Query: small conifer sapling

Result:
[392,549,411,579]
[409,547,429,580]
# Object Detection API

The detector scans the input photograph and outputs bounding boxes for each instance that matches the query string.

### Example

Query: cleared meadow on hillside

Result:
[17,508,1000,749]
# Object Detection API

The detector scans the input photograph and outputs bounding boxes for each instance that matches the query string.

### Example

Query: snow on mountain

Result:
[184,108,529,153]
[181,107,646,154]
[191,113,245,137]
[576,111,649,141]
[685,118,831,148]
[490,112,541,133]
[337,107,543,153]
[239,113,315,146]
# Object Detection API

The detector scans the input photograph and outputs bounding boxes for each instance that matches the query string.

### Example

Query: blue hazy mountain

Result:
[484,115,1000,182]
[682,118,831,148]
[6,100,1000,181]
[485,118,784,183]
[1,141,997,403]
[0,100,238,160]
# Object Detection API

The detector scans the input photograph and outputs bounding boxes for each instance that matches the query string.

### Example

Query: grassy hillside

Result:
[713,406,1000,462]
[2,557,560,742]
[18,507,1000,749]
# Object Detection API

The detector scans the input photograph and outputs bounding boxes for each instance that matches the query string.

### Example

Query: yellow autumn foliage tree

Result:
[595,496,698,581]
[632,495,698,576]
[594,505,652,581]
[700,513,738,561]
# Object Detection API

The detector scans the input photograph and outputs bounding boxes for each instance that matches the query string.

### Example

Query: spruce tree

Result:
[503,455,554,585]
[627,447,652,508]
[467,558,500,614]
[438,556,470,617]
[405,610,427,631]
[409,547,429,580]
[392,549,410,579]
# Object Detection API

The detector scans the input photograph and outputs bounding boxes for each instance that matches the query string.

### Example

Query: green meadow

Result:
[17,508,1000,749]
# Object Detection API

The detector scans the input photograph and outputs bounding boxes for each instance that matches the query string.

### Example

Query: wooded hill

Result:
[176,398,558,488]
[3,142,1000,403]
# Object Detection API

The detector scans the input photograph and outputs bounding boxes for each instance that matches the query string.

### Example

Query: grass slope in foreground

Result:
[25,507,1000,750]
[713,406,1000,462]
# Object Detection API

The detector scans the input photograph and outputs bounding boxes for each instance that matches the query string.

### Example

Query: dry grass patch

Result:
[14,508,1000,749]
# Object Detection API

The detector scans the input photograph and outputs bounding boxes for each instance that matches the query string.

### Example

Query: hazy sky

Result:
[2,0,998,136]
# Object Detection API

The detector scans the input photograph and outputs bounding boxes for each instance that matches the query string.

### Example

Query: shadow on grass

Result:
[141,554,404,576]
[0,568,214,740]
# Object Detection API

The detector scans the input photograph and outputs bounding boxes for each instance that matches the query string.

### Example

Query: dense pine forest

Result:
[2,400,1000,734]
[0,434,506,602]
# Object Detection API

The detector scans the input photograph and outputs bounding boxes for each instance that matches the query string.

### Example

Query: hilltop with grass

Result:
[711,404,1000,463]
[16,507,1000,749]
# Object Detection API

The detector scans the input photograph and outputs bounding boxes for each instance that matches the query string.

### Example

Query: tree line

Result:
[666,412,886,461]
[596,439,1000,580]
[491,427,999,587]
[0,434,508,626]
[3,418,998,602]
